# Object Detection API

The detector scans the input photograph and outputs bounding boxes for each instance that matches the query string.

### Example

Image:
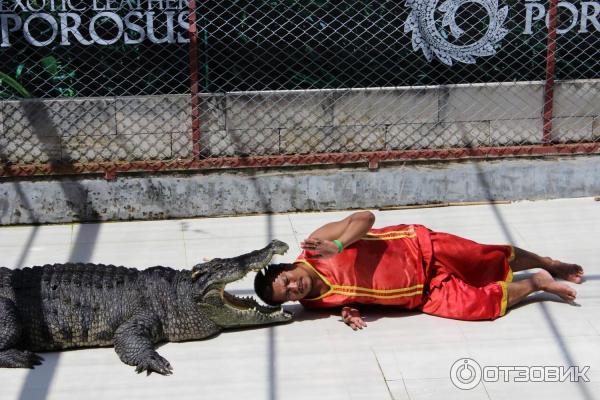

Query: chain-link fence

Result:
[0,0,598,177]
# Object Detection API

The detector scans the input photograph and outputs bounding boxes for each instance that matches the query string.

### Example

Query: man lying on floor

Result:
[254,211,584,329]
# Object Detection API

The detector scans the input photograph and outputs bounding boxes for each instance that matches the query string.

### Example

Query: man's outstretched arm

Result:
[301,211,375,258]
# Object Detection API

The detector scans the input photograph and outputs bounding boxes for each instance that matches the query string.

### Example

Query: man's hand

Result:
[301,238,339,259]
[341,307,367,330]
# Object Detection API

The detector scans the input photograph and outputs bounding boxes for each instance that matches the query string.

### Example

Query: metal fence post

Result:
[188,0,201,158]
[543,0,559,144]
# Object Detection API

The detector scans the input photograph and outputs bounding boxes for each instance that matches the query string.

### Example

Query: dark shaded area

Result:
[539,303,596,400]
[4,103,103,400]
[470,158,596,399]
[283,302,422,324]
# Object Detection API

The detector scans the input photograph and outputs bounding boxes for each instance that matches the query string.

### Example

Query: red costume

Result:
[298,224,513,321]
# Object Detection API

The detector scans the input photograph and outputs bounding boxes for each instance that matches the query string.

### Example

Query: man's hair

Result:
[253,263,294,306]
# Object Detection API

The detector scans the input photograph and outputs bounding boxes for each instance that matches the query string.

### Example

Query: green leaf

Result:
[0,70,32,98]
[41,56,59,76]
[15,64,24,79]
[57,88,76,97]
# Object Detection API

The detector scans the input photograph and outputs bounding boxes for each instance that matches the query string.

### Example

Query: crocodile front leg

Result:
[113,311,172,375]
[0,297,44,368]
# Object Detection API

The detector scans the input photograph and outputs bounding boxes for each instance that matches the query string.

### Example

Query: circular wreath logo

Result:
[404,0,509,65]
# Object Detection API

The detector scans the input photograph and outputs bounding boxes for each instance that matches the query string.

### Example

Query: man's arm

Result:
[303,211,374,330]
[300,211,375,258]
[341,306,367,330]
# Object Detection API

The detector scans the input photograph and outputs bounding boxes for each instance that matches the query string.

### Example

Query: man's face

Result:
[270,265,312,303]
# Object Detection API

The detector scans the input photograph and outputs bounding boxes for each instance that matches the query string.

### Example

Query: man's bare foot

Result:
[543,257,584,283]
[532,270,577,302]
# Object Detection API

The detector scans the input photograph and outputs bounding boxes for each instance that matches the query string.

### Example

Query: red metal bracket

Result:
[368,158,379,170]
[2,143,599,178]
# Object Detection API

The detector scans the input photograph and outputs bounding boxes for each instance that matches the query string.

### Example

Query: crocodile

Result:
[0,240,291,375]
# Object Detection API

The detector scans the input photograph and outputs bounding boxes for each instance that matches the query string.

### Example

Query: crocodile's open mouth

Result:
[219,263,289,318]
[193,239,292,323]
[222,290,283,314]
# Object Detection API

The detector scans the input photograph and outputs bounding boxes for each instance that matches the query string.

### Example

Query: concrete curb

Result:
[1,155,599,225]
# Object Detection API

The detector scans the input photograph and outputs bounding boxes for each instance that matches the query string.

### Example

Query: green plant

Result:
[0,70,31,98]
[40,56,77,97]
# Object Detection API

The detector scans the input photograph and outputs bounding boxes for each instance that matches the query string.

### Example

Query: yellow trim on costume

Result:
[297,259,334,300]
[508,246,516,262]
[304,291,333,301]
[497,281,508,317]
[330,289,423,299]
[362,234,417,240]
[332,284,424,294]
[498,247,513,316]
[297,259,423,302]
[364,229,415,236]
[363,229,417,241]
[504,246,514,283]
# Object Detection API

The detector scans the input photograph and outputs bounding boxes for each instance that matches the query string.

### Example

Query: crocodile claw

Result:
[0,349,44,369]
[134,352,173,376]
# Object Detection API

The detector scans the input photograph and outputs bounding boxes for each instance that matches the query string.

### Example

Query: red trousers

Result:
[420,232,514,320]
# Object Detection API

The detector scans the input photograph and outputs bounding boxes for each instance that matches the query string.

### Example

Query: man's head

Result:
[254,262,313,305]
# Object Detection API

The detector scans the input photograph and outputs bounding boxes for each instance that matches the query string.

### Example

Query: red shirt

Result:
[299,224,433,309]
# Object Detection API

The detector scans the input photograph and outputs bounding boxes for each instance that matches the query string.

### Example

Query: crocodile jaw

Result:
[200,288,292,327]
[222,290,292,323]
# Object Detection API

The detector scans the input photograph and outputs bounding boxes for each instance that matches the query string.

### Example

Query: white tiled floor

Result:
[1,197,599,399]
